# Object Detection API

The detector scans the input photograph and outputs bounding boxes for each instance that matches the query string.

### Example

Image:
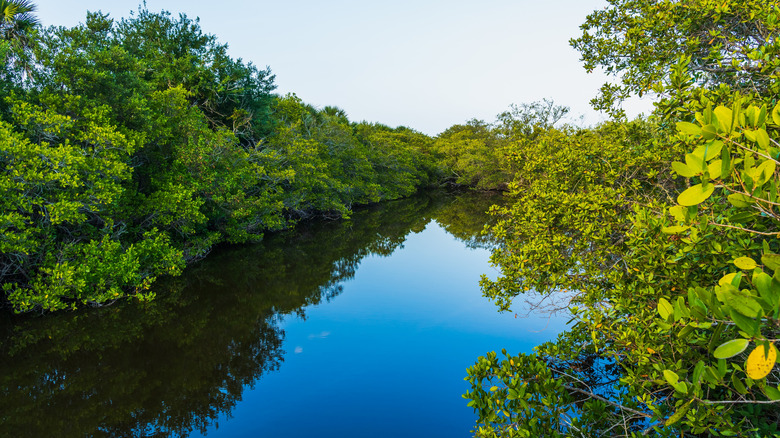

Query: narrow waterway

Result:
[0,191,567,437]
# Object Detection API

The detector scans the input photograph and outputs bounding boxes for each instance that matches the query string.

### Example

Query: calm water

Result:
[0,192,566,437]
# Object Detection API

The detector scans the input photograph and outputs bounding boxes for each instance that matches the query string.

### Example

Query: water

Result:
[0,191,567,437]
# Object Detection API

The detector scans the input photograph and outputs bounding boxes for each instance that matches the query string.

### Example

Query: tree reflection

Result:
[0,190,500,437]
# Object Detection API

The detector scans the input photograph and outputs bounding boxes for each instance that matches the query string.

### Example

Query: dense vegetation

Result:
[464,1,780,436]
[0,6,440,312]
[2,0,779,436]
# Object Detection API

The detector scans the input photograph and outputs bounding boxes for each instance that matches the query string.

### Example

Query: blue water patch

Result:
[197,221,566,437]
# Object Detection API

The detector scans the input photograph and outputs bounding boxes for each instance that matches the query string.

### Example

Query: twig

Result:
[563,384,653,418]
[707,221,779,236]
[698,398,780,405]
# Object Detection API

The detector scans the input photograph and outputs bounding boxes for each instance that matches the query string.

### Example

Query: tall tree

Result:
[571,0,780,118]
[0,0,38,81]
[0,0,37,46]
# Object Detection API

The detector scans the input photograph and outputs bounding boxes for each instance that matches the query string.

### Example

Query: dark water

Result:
[0,191,566,438]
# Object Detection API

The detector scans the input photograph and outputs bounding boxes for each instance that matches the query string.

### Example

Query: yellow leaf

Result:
[746,343,778,380]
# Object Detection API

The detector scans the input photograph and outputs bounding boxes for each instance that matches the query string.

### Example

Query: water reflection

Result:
[0,191,504,438]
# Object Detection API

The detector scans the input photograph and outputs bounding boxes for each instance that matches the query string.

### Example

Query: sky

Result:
[31,0,655,135]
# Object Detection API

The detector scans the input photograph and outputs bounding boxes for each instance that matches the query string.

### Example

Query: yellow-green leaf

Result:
[756,128,770,150]
[714,106,734,133]
[718,273,739,286]
[761,253,780,271]
[713,339,750,359]
[708,160,723,179]
[677,121,701,136]
[658,297,674,320]
[734,256,757,270]
[663,369,679,385]
[672,161,697,177]
[693,141,723,161]
[772,103,780,126]
[701,124,718,140]
[677,183,715,206]
[669,205,686,222]
[756,160,776,185]
[661,225,689,234]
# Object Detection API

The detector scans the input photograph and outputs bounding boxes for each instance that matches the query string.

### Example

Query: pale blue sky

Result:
[32,0,654,135]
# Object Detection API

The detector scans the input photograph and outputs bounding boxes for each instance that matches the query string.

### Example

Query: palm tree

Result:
[0,0,38,77]
[1,0,38,45]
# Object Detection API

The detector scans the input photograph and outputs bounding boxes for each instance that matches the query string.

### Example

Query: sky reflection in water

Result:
[198,221,566,437]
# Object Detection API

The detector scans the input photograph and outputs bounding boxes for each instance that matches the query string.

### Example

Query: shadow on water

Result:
[0,190,504,438]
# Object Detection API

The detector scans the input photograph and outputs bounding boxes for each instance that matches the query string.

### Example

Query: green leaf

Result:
[665,399,693,426]
[734,256,757,270]
[756,128,770,150]
[721,146,731,177]
[663,369,679,385]
[661,225,689,234]
[755,273,780,305]
[677,183,715,206]
[729,211,757,223]
[685,153,706,173]
[704,366,720,384]
[719,273,739,286]
[678,324,695,339]
[693,360,706,384]
[704,106,715,126]
[714,106,734,133]
[701,124,718,140]
[716,284,762,317]
[727,193,753,207]
[672,161,697,177]
[761,253,780,271]
[754,160,776,185]
[677,121,701,136]
[718,358,727,377]
[658,298,674,320]
[713,339,750,359]
[731,372,748,395]
[765,386,780,401]
[772,103,780,126]
[669,205,686,222]
[707,160,723,179]
[729,309,759,337]
[758,105,768,126]
[693,141,723,161]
